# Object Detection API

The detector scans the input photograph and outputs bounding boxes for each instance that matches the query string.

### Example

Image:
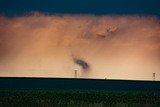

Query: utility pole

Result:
[74,70,77,78]
[153,73,156,81]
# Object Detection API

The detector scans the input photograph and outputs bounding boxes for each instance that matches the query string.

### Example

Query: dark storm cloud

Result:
[0,0,160,16]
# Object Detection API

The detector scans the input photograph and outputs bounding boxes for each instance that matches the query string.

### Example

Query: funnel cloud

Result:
[73,58,90,71]
[0,13,160,80]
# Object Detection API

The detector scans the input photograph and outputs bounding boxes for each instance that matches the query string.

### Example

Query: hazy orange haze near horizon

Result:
[0,13,160,80]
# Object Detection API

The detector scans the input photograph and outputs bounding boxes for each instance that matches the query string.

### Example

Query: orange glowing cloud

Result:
[0,13,160,80]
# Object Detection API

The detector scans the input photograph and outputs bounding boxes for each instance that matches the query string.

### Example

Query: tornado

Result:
[73,58,90,71]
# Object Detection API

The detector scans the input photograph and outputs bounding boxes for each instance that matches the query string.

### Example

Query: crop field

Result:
[0,89,160,107]
[0,78,160,107]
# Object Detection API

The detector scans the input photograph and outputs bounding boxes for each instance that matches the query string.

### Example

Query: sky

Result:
[0,0,160,16]
[0,0,160,80]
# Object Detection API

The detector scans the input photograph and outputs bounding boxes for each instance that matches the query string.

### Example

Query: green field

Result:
[0,88,160,107]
